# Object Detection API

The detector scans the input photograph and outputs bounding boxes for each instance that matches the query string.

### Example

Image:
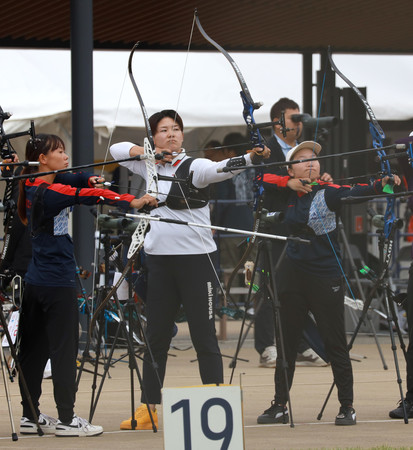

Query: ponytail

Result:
[17,134,65,224]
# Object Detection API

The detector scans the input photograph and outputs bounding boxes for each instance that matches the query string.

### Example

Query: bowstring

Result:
[170,11,229,304]
[173,14,196,121]
[311,54,359,307]
[89,62,129,314]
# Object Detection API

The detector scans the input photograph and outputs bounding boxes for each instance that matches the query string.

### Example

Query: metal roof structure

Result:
[2,0,412,54]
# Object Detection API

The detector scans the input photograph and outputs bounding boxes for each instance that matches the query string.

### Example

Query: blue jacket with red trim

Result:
[274,179,383,277]
[24,172,135,287]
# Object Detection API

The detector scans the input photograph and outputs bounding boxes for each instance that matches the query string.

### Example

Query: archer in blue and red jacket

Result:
[16,133,157,431]
[257,140,400,425]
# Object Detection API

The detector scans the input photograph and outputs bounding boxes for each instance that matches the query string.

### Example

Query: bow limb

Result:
[194,10,263,149]
[327,49,384,140]
[127,43,156,150]
[90,44,159,334]
[327,47,395,239]
[195,11,266,303]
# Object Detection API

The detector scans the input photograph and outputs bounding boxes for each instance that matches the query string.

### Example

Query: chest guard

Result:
[165,158,210,210]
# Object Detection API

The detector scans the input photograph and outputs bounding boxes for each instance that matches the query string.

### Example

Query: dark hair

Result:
[270,97,299,121]
[149,110,184,134]
[205,139,221,149]
[223,132,249,156]
[18,134,65,224]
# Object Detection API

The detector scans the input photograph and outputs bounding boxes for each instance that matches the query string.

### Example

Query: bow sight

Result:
[247,112,291,138]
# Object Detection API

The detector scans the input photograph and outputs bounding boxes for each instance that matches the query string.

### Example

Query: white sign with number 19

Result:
[162,384,244,450]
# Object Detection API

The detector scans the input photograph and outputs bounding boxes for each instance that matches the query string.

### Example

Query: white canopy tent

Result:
[1,48,413,159]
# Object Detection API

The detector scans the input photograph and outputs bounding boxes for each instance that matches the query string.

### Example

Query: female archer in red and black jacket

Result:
[15,133,157,436]
[257,140,400,427]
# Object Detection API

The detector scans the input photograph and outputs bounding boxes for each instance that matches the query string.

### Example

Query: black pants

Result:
[405,262,413,401]
[18,284,79,422]
[141,253,223,404]
[274,257,353,407]
[254,240,309,355]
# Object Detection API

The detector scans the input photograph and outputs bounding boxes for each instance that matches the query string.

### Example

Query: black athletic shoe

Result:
[389,399,413,419]
[335,406,356,426]
[257,401,289,424]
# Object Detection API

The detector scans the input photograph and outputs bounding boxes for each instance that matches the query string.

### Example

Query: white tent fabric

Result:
[1,49,413,137]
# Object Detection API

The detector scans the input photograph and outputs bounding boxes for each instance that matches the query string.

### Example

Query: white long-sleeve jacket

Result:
[110,142,255,255]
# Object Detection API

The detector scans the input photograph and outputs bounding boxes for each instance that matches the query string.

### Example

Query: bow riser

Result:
[127,44,159,260]
[127,138,157,259]
[240,91,263,148]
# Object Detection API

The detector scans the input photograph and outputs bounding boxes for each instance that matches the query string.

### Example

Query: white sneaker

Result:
[259,345,277,368]
[55,414,103,437]
[20,413,58,435]
[296,348,329,367]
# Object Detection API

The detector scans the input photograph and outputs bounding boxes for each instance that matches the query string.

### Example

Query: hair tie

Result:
[29,136,42,151]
